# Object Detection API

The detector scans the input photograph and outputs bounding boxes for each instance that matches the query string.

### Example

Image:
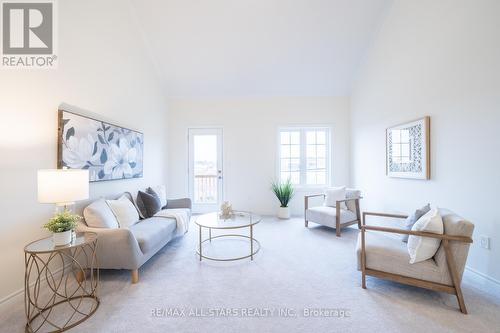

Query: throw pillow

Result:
[137,190,162,218]
[106,195,140,228]
[324,186,347,210]
[407,208,444,264]
[401,203,431,242]
[148,185,167,208]
[83,198,119,228]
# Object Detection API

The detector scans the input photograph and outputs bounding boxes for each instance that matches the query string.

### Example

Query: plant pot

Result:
[278,206,290,219]
[53,230,73,246]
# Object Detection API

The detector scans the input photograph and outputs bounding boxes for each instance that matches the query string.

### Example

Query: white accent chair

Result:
[304,189,362,237]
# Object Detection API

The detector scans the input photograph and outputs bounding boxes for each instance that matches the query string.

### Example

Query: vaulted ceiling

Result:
[130,0,391,97]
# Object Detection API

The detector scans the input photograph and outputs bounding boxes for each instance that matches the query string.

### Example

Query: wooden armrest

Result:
[304,194,325,199]
[363,211,408,220]
[361,225,473,243]
[304,194,325,213]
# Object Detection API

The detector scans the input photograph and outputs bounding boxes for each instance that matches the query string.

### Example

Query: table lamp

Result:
[37,169,89,213]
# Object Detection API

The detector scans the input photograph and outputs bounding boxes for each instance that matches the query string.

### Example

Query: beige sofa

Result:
[77,192,191,283]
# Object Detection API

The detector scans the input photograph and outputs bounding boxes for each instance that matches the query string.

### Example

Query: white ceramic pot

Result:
[53,230,72,246]
[278,206,290,219]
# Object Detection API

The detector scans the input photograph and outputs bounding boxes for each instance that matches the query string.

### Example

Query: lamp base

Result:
[55,202,76,214]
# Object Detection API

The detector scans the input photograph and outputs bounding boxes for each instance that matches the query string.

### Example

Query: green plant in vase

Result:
[43,211,81,246]
[271,178,294,219]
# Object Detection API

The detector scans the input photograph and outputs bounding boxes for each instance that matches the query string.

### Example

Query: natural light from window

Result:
[279,127,330,186]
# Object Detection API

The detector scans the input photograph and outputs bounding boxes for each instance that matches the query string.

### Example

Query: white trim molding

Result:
[464,266,500,296]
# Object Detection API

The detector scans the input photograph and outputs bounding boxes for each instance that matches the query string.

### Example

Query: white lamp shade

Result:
[37,169,89,204]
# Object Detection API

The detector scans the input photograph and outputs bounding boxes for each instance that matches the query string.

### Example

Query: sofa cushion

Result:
[83,198,119,228]
[306,206,357,229]
[356,231,451,285]
[129,216,177,254]
[107,195,140,228]
[148,185,167,208]
[137,190,162,218]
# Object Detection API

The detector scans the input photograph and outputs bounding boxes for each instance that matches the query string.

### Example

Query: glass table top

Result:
[24,232,97,253]
[195,212,261,229]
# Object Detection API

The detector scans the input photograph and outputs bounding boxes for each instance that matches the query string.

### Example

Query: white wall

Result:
[167,97,350,215]
[0,0,168,301]
[351,0,500,281]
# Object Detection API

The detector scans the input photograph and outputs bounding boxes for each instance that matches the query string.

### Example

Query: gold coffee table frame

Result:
[24,232,99,333]
[195,212,261,262]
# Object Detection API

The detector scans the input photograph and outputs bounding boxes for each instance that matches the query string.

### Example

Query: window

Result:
[279,127,330,186]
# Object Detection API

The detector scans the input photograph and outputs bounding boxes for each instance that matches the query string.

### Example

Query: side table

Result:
[24,232,99,332]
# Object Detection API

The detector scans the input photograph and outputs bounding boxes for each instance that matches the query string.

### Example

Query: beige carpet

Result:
[1,217,499,332]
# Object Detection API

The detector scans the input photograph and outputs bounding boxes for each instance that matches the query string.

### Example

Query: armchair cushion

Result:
[433,209,474,282]
[407,208,444,264]
[401,203,431,242]
[345,189,361,212]
[324,186,347,209]
[356,231,451,285]
[306,206,356,228]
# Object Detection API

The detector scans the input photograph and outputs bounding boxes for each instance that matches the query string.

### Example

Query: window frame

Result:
[277,126,332,188]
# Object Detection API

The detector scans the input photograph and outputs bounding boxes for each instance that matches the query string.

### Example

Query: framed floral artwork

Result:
[58,109,144,182]
[386,117,430,179]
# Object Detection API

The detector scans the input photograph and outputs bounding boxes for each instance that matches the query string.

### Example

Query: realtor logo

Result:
[1,0,57,68]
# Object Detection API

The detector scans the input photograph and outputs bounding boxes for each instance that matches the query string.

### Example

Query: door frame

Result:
[187,127,224,213]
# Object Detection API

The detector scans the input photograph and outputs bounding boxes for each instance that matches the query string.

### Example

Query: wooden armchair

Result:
[357,209,474,314]
[304,189,362,237]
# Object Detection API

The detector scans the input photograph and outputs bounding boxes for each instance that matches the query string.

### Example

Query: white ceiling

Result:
[130,0,391,98]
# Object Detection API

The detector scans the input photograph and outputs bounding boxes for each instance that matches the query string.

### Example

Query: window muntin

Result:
[279,128,330,186]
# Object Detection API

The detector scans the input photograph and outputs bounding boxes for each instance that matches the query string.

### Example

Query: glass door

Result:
[188,128,223,213]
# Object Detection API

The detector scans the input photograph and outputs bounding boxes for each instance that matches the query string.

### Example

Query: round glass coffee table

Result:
[195,211,261,261]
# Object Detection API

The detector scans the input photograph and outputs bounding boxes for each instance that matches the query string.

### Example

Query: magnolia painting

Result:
[58,110,144,182]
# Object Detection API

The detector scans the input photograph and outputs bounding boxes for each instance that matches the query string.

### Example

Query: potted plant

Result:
[43,211,81,246]
[271,178,294,219]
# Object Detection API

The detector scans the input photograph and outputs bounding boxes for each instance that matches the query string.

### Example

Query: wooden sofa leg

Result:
[361,227,366,289]
[443,239,468,314]
[456,288,467,314]
[336,206,341,237]
[131,269,139,284]
[76,270,85,283]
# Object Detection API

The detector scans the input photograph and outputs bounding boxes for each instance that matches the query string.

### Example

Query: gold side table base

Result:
[24,233,99,333]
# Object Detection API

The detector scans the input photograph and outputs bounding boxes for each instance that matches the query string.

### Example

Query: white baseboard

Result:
[0,265,68,307]
[464,266,500,295]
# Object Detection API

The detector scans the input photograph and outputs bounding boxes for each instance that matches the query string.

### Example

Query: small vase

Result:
[278,206,290,219]
[53,230,73,246]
